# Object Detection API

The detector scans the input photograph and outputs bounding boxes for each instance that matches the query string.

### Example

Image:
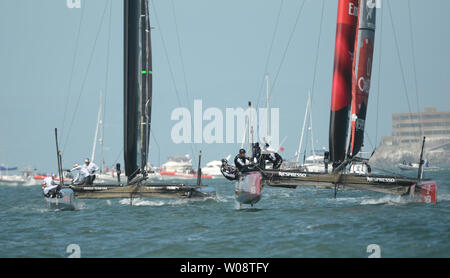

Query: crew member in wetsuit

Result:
[260,143,283,169]
[234,149,252,172]
[220,159,238,180]
[252,142,262,164]
[41,174,60,198]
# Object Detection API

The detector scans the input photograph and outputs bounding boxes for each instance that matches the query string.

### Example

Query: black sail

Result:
[124,0,152,182]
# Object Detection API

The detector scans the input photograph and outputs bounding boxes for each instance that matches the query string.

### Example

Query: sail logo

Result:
[67,0,81,9]
[358,76,371,93]
[171,100,280,147]
[348,2,358,17]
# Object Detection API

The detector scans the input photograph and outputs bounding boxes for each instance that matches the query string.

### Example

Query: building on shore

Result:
[373,108,450,165]
[381,107,450,145]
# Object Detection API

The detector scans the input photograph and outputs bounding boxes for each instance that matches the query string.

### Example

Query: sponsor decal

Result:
[366,177,396,183]
[278,172,307,178]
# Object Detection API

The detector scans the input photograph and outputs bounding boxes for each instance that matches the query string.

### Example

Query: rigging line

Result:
[375,0,384,147]
[255,0,284,109]
[62,1,110,153]
[112,147,123,165]
[101,0,113,160]
[150,128,161,167]
[308,0,325,104]
[364,130,375,152]
[169,0,198,157]
[60,2,86,143]
[169,0,192,110]
[268,0,306,102]
[386,1,414,122]
[150,0,183,108]
[150,0,198,164]
[407,1,423,136]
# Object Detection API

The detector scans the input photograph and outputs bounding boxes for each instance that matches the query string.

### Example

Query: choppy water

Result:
[1,168,449,258]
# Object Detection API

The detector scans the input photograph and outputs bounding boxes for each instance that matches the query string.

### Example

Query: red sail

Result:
[348,0,376,157]
[329,0,358,164]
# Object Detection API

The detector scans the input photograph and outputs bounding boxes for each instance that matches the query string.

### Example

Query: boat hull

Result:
[410,181,437,203]
[261,169,437,203]
[235,172,262,205]
[70,183,214,199]
[45,188,76,210]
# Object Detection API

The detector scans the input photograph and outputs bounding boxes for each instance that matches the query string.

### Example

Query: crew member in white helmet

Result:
[69,163,89,185]
[84,158,99,185]
[41,174,60,198]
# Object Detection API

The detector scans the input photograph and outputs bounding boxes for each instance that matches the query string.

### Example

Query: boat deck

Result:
[260,169,425,196]
[67,183,213,199]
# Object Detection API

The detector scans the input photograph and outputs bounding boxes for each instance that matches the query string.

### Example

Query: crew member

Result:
[42,174,60,198]
[234,149,253,172]
[83,158,99,185]
[220,159,238,180]
[69,163,89,185]
[260,143,283,169]
[252,142,261,164]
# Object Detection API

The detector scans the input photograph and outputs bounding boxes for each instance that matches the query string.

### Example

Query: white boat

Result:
[201,160,223,177]
[159,155,212,179]
[348,162,370,175]
[398,162,439,171]
[0,166,39,186]
[161,155,193,173]
[301,154,330,173]
[0,174,29,185]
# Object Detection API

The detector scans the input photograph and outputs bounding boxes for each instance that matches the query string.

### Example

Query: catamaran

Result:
[41,128,76,210]
[234,0,437,205]
[66,0,214,200]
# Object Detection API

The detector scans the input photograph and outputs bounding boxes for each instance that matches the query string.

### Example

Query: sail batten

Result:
[124,0,152,181]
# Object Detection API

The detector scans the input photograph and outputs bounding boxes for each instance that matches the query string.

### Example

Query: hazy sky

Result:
[1,0,449,172]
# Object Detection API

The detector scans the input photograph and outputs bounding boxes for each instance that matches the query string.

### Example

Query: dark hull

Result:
[45,188,76,210]
[260,169,437,203]
[68,183,213,199]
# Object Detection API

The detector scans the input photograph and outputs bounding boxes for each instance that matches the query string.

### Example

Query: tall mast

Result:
[91,90,103,164]
[248,101,254,151]
[265,74,270,143]
[309,94,316,161]
[296,92,311,163]
[99,103,105,173]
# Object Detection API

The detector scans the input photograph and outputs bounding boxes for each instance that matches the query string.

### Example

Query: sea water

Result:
[0,167,449,258]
